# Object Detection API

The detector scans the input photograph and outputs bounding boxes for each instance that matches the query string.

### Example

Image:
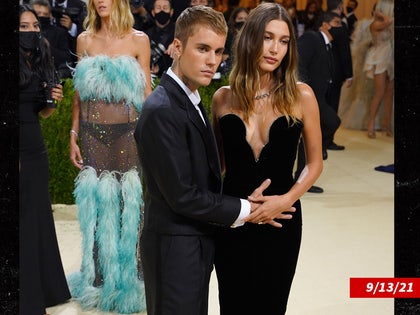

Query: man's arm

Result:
[138,99,240,226]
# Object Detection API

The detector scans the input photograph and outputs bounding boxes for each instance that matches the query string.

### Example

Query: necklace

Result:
[254,91,270,100]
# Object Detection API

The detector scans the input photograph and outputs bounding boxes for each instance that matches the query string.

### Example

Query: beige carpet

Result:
[48,127,394,315]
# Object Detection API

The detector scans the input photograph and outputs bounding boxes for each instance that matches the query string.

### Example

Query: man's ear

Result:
[170,8,174,17]
[172,38,183,57]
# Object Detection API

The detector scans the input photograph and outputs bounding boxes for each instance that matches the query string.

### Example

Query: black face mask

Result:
[328,26,341,40]
[346,6,353,13]
[234,21,244,30]
[39,16,51,28]
[155,11,171,25]
[20,31,41,51]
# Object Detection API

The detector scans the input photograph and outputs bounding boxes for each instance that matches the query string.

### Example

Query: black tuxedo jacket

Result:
[42,24,71,69]
[330,25,353,84]
[346,13,358,36]
[297,30,332,108]
[297,31,341,148]
[135,74,241,235]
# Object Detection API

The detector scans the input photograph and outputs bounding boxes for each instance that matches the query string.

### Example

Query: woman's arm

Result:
[69,34,86,169]
[211,86,232,173]
[134,30,152,98]
[370,11,393,33]
[246,83,323,226]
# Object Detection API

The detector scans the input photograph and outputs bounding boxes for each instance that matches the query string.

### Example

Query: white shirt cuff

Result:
[231,199,251,228]
[69,23,77,37]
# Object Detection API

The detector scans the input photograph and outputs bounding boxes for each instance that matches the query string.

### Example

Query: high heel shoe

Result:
[384,128,393,137]
[367,130,376,138]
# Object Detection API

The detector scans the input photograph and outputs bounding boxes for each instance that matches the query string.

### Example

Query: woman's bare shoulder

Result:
[297,82,316,100]
[131,29,149,43]
[213,86,233,116]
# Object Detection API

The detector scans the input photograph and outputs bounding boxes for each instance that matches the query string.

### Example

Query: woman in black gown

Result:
[211,3,323,314]
[19,5,70,315]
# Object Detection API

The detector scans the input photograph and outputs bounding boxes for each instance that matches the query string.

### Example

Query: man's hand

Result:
[59,14,72,30]
[245,179,295,228]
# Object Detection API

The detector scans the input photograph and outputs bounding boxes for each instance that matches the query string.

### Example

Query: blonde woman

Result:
[68,0,151,312]
[365,0,394,138]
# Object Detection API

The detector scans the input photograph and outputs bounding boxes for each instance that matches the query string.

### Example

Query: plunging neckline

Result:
[220,114,286,162]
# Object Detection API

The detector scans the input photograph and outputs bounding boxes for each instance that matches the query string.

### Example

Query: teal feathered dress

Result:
[67,55,146,313]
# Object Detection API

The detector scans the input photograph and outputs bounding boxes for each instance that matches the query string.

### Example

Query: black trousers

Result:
[140,230,214,315]
[319,99,341,149]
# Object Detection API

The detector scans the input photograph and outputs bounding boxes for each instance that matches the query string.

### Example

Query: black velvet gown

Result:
[19,76,71,315]
[214,114,303,315]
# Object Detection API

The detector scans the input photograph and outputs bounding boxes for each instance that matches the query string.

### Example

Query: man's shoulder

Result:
[298,31,320,46]
[299,30,318,40]
[144,85,169,105]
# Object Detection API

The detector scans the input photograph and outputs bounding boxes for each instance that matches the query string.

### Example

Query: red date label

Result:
[350,278,420,298]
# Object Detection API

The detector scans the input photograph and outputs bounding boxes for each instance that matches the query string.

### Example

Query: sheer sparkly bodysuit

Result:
[67,55,147,313]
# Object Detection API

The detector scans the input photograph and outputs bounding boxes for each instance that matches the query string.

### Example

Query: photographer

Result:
[130,0,153,31]
[50,0,87,64]
[31,0,73,78]
[19,4,69,315]
[144,0,175,77]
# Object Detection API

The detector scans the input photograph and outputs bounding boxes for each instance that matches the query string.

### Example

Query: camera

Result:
[150,40,166,66]
[44,70,62,108]
[51,6,80,20]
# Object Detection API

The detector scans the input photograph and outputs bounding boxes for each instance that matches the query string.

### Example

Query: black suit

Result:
[135,73,242,315]
[327,25,353,113]
[297,30,341,150]
[41,23,72,78]
[346,12,358,37]
[50,0,87,64]
[296,30,341,178]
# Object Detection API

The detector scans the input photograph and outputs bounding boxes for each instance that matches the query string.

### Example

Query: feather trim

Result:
[115,169,146,313]
[70,166,98,290]
[69,168,146,313]
[96,171,121,311]
[67,272,100,311]
[74,55,146,112]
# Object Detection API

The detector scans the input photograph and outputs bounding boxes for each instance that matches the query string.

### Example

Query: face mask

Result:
[346,6,353,13]
[20,31,41,51]
[328,26,341,39]
[155,11,170,25]
[39,16,51,28]
[234,21,244,30]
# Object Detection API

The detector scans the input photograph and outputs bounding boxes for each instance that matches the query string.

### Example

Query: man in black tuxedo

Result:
[326,0,353,150]
[345,0,358,37]
[295,11,342,193]
[135,6,277,315]
[32,0,72,78]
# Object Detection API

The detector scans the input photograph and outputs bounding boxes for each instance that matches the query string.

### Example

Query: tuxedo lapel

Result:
[190,101,221,184]
[197,102,222,183]
[159,75,222,184]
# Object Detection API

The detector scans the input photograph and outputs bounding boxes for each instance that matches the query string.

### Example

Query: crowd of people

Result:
[19,0,393,314]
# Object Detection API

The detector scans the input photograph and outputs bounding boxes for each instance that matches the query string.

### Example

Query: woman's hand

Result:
[246,194,295,228]
[70,138,83,169]
[51,83,63,103]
